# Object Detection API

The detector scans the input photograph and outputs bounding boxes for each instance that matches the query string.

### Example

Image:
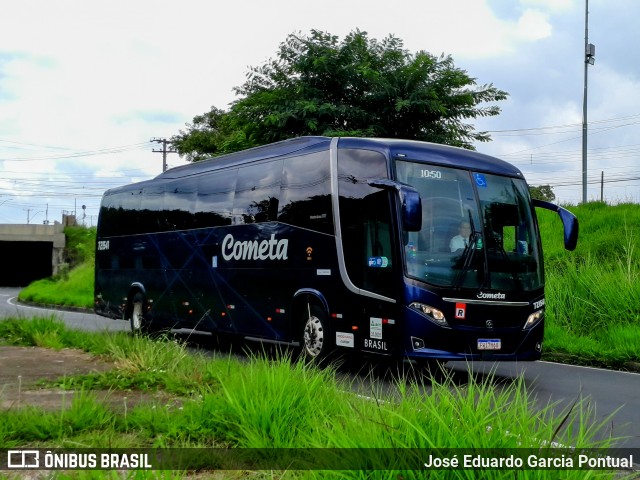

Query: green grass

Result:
[0,317,625,479]
[536,202,640,368]
[18,261,94,309]
[17,226,96,309]
[63,226,97,266]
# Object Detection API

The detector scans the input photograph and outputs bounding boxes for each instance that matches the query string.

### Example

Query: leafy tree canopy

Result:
[171,29,508,161]
[529,184,556,202]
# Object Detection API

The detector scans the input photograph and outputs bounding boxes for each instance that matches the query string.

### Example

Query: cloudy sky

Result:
[1,0,638,225]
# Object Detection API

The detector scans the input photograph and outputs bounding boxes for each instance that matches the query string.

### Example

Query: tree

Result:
[169,107,252,162]
[171,29,508,160]
[529,185,556,202]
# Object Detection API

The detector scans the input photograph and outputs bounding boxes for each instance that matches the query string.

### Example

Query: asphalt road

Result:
[0,287,128,333]
[1,287,638,451]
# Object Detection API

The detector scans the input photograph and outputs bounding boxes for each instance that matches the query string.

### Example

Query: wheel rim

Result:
[131,301,143,331]
[303,315,324,358]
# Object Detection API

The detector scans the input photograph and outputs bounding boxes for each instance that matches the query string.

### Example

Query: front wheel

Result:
[301,304,329,360]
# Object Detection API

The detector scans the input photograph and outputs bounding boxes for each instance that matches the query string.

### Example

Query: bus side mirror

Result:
[533,199,579,251]
[368,179,422,232]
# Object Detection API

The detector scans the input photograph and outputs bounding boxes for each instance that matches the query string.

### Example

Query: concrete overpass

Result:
[0,224,66,286]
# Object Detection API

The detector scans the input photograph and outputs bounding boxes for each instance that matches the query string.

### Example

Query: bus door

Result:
[337,147,401,357]
[341,189,400,357]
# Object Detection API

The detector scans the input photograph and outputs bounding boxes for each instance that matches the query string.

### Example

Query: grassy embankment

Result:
[19,226,95,309]
[536,202,640,369]
[17,203,640,369]
[0,317,623,479]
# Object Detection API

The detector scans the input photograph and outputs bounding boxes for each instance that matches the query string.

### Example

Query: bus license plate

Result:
[478,339,501,351]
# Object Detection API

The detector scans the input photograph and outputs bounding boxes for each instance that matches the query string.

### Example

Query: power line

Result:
[486,113,640,134]
[0,168,155,178]
[0,142,152,162]
[543,175,640,188]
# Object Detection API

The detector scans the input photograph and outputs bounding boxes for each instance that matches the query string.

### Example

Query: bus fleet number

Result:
[421,169,442,179]
[97,240,110,251]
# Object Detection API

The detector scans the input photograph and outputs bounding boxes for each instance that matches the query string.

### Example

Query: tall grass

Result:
[190,355,344,448]
[0,391,114,446]
[0,318,625,479]
[537,203,640,367]
[63,226,97,266]
[17,226,96,309]
[18,262,94,309]
[0,314,94,349]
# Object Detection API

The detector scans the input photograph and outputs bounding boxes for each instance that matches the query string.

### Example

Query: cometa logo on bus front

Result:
[221,233,289,261]
[477,292,506,300]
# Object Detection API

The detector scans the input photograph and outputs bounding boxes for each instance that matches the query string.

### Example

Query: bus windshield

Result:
[396,160,543,292]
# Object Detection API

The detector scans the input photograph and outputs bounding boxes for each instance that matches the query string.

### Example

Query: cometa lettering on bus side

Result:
[221,233,289,261]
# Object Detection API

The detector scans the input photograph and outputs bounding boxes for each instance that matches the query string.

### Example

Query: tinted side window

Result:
[98,189,141,237]
[122,189,143,235]
[233,161,282,224]
[338,148,393,294]
[195,169,237,228]
[140,183,166,233]
[278,152,332,234]
[164,178,197,231]
[97,193,119,237]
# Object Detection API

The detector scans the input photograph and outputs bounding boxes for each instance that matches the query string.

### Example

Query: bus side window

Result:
[165,178,196,231]
[98,192,120,237]
[104,190,140,236]
[195,169,237,228]
[279,152,332,234]
[140,183,166,233]
[233,160,283,224]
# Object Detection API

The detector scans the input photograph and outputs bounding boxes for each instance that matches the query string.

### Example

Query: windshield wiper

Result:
[453,212,483,290]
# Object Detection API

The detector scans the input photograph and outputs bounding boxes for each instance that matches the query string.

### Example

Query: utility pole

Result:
[582,0,595,204]
[151,138,176,173]
[24,208,42,224]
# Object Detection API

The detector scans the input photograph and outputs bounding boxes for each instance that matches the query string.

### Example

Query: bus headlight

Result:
[523,309,544,330]
[409,302,449,327]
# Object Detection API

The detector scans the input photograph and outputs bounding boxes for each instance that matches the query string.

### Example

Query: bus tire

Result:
[129,292,148,335]
[301,304,329,361]
[129,292,170,337]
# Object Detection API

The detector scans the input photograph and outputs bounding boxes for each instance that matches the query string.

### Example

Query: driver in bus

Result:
[449,221,471,252]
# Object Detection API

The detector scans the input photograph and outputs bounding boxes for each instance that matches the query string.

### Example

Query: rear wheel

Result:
[129,292,148,335]
[301,304,329,360]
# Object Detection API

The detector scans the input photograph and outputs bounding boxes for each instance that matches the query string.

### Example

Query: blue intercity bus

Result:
[94,136,578,365]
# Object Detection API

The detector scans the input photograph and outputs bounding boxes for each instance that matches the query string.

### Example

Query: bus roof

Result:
[157,136,332,180]
[158,136,522,179]
[335,137,523,177]
[106,136,523,196]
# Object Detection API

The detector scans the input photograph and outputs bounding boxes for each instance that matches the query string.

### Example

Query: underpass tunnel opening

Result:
[1,241,53,286]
